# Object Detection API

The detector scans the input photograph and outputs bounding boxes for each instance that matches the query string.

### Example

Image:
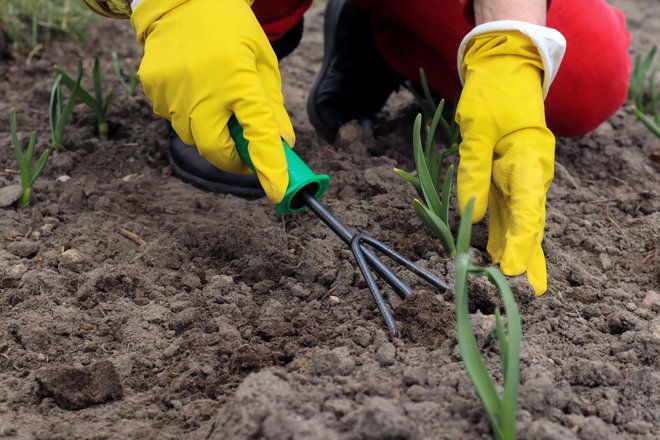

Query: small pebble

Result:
[7,264,27,279]
[163,342,180,358]
[642,290,659,308]
[40,223,55,235]
[352,326,372,347]
[377,342,396,366]
[329,295,340,304]
[0,185,22,208]
[625,302,636,311]
[56,175,71,182]
[60,249,84,263]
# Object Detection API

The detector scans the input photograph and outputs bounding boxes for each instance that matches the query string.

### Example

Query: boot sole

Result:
[169,130,265,199]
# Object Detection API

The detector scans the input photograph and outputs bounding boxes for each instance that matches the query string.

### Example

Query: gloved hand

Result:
[131,0,295,204]
[455,31,555,295]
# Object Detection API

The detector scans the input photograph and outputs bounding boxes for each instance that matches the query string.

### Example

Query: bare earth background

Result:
[0,1,658,439]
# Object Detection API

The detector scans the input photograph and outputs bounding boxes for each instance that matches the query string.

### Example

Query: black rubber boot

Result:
[168,19,304,197]
[307,0,402,143]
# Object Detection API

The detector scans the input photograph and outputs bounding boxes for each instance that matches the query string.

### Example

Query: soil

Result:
[1,1,658,439]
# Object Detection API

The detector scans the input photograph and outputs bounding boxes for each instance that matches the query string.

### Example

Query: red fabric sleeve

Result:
[252,0,312,41]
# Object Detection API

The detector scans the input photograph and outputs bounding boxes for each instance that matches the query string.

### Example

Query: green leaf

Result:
[49,74,63,138]
[440,164,454,226]
[454,200,502,436]
[649,65,658,122]
[113,52,139,96]
[413,199,455,256]
[632,106,660,138]
[405,79,425,104]
[25,130,37,165]
[93,56,103,106]
[394,168,423,199]
[481,266,521,440]
[413,114,443,216]
[425,98,445,159]
[112,51,129,94]
[439,144,459,163]
[56,60,100,114]
[52,63,83,150]
[103,91,114,117]
[30,149,50,187]
[419,68,435,109]
[456,197,474,254]
[9,108,28,173]
[468,264,522,440]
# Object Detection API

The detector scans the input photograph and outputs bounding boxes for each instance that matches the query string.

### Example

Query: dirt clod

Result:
[35,361,123,410]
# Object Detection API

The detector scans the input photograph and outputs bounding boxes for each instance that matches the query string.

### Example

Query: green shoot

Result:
[455,198,522,440]
[55,57,113,139]
[405,67,461,149]
[405,68,437,125]
[395,109,456,256]
[401,69,521,438]
[111,51,139,96]
[0,0,96,52]
[49,63,82,152]
[9,108,49,208]
[628,46,659,138]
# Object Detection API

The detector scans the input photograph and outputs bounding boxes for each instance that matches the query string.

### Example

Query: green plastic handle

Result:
[228,116,330,214]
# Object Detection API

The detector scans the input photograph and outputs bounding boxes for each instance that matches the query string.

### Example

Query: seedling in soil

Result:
[395,107,456,256]
[49,63,82,153]
[55,57,113,139]
[628,46,659,138]
[405,67,461,149]
[396,95,522,438]
[0,0,95,52]
[455,198,522,440]
[8,108,49,208]
[111,51,139,97]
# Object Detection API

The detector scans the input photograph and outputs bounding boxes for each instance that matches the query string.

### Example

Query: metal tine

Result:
[299,191,450,339]
[353,234,449,292]
[301,192,414,299]
[351,234,450,338]
[351,236,399,338]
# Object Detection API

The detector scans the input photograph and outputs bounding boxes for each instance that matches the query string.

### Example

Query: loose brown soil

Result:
[1,1,658,439]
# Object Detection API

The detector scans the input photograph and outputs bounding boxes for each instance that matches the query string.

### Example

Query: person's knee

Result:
[545,3,631,137]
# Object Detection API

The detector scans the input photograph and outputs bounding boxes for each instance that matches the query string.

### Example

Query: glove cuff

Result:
[457,20,566,99]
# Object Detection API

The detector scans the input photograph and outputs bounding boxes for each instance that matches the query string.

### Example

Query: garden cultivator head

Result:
[230,117,449,338]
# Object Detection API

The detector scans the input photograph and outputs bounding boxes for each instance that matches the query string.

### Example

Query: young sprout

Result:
[9,108,50,208]
[629,46,659,138]
[111,51,139,96]
[395,107,456,255]
[55,57,113,139]
[49,63,82,153]
[455,198,522,440]
[0,0,96,52]
[405,67,461,148]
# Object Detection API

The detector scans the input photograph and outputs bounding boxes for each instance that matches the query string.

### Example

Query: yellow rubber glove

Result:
[131,0,294,204]
[455,31,555,295]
